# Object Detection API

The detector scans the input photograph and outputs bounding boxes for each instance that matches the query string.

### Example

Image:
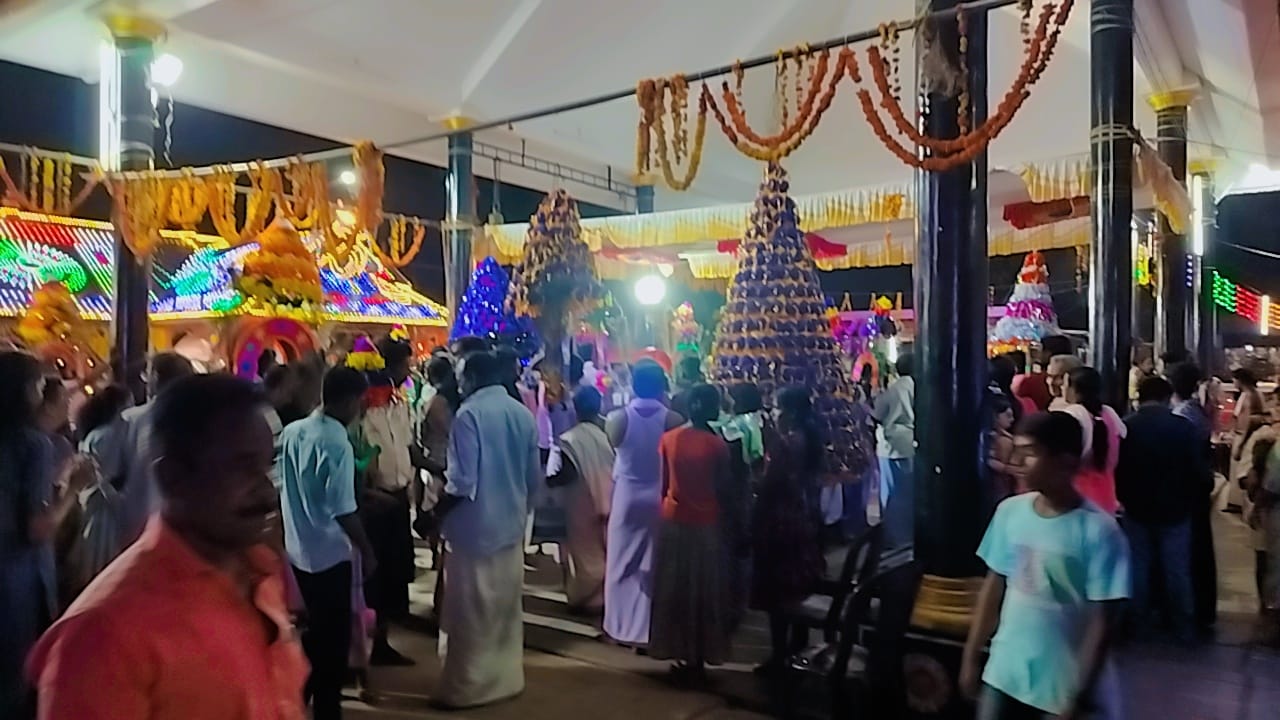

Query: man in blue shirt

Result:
[435,351,541,709]
[278,367,375,720]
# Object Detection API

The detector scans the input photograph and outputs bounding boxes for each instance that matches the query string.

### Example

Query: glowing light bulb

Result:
[634,275,666,306]
[151,53,183,88]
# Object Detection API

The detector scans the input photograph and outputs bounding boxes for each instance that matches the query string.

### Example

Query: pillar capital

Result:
[631,172,656,187]
[1147,88,1199,113]
[439,115,475,132]
[1187,158,1219,176]
[100,10,166,42]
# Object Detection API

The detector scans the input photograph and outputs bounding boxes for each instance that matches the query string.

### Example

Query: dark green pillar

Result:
[1087,0,1134,410]
[1150,91,1194,364]
[913,0,988,577]
[635,182,655,214]
[445,126,476,317]
[105,15,159,400]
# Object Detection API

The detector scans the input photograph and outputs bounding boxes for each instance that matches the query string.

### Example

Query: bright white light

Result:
[887,336,900,363]
[1225,163,1280,197]
[98,41,121,171]
[339,169,357,186]
[151,53,183,88]
[1191,174,1205,256]
[1246,344,1256,352]
[1262,295,1271,336]
[634,274,667,306]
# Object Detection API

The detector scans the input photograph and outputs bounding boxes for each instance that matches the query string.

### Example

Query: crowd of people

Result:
[0,331,862,718]
[959,337,1275,720]
[0,325,1267,720]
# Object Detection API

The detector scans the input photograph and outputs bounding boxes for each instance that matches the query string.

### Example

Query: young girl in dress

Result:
[649,384,734,682]
[988,395,1019,499]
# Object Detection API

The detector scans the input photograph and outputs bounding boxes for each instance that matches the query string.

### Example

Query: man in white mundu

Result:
[435,351,542,708]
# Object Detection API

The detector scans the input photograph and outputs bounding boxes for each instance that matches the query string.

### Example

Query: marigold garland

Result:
[204,166,242,244]
[636,76,709,190]
[40,158,54,214]
[633,1,1076,184]
[375,215,427,268]
[720,47,830,149]
[353,142,384,235]
[57,158,72,214]
[854,0,1072,172]
[167,169,208,229]
[111,174,172,258]
[705,48,850,163]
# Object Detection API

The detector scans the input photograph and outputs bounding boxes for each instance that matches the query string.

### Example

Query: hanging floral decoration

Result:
[634,0,1076,188]
[373,215,427,268]
[707,46,850,163]
[106,142,387,261]
[853,0,1074,172]
[110,173,172,258]
[636,75,708,191]
[0,152,101,216]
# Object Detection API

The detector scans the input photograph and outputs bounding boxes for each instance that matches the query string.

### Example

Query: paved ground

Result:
[343,498,1280,719]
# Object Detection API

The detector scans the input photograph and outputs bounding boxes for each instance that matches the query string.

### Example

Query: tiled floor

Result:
[354,504,1278,719]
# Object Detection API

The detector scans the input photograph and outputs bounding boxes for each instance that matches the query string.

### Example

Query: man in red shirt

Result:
[27,374,307,720]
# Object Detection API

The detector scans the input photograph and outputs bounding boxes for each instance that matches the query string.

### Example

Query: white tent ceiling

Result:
[0,0,1276,210]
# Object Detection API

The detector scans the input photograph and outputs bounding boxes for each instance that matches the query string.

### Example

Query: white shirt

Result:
[874,376,915,459]
[362,397,414,491]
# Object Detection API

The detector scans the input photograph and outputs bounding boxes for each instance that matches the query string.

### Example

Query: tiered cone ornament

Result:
[507,189,603,375]
[237,219,324,318]
[710,163,872,480]
[989,250,1060,347]
[452,256,541,358]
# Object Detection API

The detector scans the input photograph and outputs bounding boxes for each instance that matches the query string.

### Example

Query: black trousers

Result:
[1191,496,1217,628]
[362,488,413,621]
[294,562,352,720]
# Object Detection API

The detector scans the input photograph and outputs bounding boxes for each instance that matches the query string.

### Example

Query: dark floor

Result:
[368,501,1278,719]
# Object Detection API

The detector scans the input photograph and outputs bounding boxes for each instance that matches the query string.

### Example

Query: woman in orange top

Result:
[648,383,735,683]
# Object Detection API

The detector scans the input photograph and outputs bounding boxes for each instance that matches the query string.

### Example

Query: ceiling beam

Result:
[457,0,544,107]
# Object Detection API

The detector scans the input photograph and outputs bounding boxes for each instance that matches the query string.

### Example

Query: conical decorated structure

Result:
[451,256,541,357]
[710,163,872,480]
[507,189,603,375]
[989,250,1060,346]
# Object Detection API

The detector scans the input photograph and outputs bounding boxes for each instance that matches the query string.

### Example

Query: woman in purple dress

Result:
[602,361,684,647]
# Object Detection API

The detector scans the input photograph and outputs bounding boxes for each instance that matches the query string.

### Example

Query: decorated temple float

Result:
[0,207,448,378]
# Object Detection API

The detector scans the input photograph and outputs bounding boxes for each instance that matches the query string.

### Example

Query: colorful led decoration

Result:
[1213,270,1266,327]
[450,257,540,355]
[0,208,446,325]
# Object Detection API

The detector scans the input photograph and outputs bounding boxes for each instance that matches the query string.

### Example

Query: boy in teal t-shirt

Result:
[962,411,1131,720]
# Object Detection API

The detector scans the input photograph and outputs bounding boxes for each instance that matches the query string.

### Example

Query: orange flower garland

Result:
[854,0,1073,172]
[353,142,384,235]
[636,76,709,190]
[720,47,830,149]
[204,166,242,245]
[705,47,851,163]
[376,215,427,267]
[631,1,1078,183]
[273,160,325,231]
[167,169,208,229]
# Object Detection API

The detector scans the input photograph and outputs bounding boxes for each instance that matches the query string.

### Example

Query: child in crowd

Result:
[962,412,1130,720]
[988,395,1018,500]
